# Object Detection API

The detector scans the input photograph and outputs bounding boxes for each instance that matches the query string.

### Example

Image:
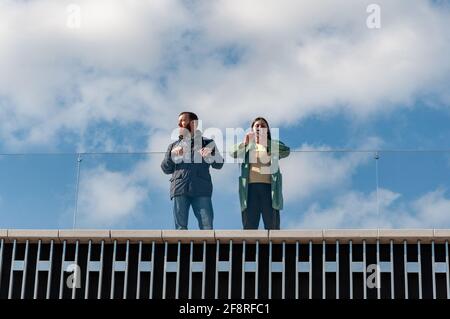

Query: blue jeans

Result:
[173,195,214,230]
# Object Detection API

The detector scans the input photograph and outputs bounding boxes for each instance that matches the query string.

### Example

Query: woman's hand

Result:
[244,132,255,145]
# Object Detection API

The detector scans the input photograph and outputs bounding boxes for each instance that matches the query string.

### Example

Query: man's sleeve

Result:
[211,140,224,169]
[204,140,224,170]
[161,143,175,174]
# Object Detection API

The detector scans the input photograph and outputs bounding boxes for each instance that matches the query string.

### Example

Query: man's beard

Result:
[179,124,191,137]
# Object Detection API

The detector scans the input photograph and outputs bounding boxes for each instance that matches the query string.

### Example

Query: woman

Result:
[230,117,290,229]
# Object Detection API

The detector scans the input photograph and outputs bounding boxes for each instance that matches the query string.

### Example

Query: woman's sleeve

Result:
[271,140,290,159]
[279,141,290,159]
[229,142,247,159]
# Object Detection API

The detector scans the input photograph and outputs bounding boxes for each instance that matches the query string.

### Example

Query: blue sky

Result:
[1,0,450,230]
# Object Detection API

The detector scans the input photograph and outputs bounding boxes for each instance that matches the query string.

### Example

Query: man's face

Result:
[178,113,196,135]
[178,114,190,130]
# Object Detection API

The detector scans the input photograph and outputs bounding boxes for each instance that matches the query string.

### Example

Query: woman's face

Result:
[252,120,268,139]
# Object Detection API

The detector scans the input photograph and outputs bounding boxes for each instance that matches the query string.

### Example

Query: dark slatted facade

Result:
[0,230,449,299]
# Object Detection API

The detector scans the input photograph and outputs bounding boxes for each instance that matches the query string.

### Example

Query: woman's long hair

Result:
[251,117,272,141]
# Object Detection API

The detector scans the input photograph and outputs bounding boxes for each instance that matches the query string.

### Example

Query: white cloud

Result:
[77,165,149,227]
[2,1,450,230]
[287,188,401,228]
[171,0,450,127]
[0,0,450,149]
[0,0,188,149]
[282,137,382,201]
[286,187,450,229]
[409,188,450,228]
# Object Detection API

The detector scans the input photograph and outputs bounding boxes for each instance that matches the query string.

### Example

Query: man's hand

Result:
[171,146,184,156]
[199,147,213,157]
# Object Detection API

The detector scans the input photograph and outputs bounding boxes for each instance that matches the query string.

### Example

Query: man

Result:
[161,112,224,229]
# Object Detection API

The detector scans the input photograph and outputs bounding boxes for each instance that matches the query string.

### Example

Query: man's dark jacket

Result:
[161,130,224,199]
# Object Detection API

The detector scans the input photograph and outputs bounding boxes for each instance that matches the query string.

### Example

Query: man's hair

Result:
[251,116,272,140]
[179,111,198,121]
